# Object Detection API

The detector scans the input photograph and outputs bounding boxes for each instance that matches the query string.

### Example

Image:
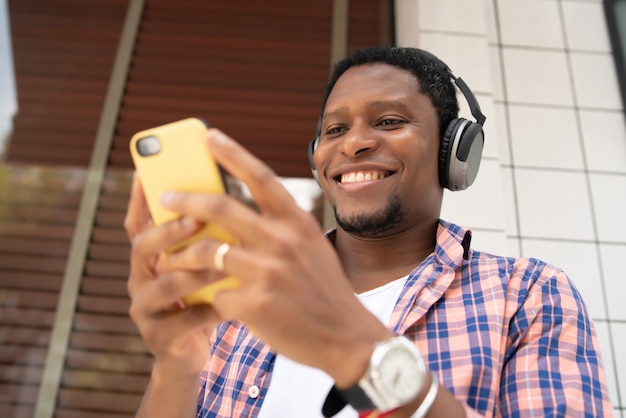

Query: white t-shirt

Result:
[257,276,409,418]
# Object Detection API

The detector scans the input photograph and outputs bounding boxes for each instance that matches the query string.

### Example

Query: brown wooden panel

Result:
[348,0,393,49]
[0,272,62,292]
[56,409,134,418]
[0,326,51,347]
[76,295,129,316]
[0,289,58,310]
[4,143,94,166]
[0,222,74,239]
[84,260,129,279]
[0,254,67,274]
[57,389,141,414]
[0,165,86,192]
[69,332,147,354]
[111,0,333,178]
[0,365,43,385]
[0,405,35,418]
[88,242,131,262]
[80,277,128,297]
[65,350,152,374]
[0,236,70,257]
[98,195,130,211]
[5,0,129,165]
[91,228,129,245]
[0,308,55,328]
[0,189,81,207]
[62,370,149,392]
[94,211,127,229]
[0,204,78,225]
[73,313,136,335]
[0,345,47,366]
[0,383,38,404]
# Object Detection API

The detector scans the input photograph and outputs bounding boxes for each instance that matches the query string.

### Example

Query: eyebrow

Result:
[322,100,412,120]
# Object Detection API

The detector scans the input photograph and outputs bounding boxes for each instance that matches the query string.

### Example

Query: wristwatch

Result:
[339,336,427,412]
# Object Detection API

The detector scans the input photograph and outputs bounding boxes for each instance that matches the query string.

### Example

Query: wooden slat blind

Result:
[0,166,87,418]
[4,0,129,166]
[109,0,334,178]
[53,170,146,417]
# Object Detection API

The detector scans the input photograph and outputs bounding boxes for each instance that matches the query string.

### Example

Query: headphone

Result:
[307,50,486,191]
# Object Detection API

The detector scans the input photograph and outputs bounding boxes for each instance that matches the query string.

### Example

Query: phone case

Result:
[129,117,240,305]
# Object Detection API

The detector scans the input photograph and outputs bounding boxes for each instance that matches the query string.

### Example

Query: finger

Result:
[160,191,272,248]
[129,216,203,277]
[206,129,299,216]
[169,238,240,273]
[124,172,153,240]
[138,269,228,313]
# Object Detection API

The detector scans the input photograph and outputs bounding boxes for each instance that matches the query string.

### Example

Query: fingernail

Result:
[161,191,175,206]
[210,130,228,145]
[181,216,196,228]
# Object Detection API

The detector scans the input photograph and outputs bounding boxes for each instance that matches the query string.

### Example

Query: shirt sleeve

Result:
[499,268,613,417]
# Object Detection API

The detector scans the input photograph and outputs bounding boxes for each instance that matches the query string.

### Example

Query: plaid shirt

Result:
[196,220,613,417]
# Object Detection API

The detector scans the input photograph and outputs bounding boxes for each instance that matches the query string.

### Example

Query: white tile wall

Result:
[589,173,626,243]
[600,243,626,321]
[611,322,626,408]
[502,48,574,106]
[441,158,506,231]
[514,168,596,240]
[579,110,626,174]
[496,1,564,48]
[499,166,519,236]
[405,0,626,413]
[507,104,584,169]
[594,320,621,413]
[417,0,487,35]
[562,1,612,52]
[570,52,623,110]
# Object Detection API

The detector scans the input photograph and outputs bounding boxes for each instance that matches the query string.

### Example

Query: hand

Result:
[161,129,393,386]
[124,173,224,381]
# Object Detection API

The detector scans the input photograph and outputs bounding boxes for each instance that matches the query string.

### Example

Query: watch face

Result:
[377,344,424,402]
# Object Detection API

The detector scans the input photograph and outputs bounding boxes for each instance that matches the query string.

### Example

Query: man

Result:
[125,46,613,417]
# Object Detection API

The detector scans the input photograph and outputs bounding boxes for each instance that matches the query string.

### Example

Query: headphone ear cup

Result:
[439,118,462,189]
[308,136,319,183]
[442,119,484,191]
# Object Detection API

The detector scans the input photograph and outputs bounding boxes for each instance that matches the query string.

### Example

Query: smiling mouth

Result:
[338,170,392,184]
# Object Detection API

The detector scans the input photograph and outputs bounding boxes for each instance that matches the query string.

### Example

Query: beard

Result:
[335,194,407,237]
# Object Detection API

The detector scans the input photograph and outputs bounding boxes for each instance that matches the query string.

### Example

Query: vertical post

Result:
[323,0,349,231]
[33,0,145,416]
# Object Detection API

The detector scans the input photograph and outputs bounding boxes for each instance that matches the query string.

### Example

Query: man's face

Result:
[313,63,443,237]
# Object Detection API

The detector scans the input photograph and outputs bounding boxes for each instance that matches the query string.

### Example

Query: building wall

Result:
[395,0,626,416]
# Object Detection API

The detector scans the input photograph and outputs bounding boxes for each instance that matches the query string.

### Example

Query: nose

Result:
[338,122,379,158]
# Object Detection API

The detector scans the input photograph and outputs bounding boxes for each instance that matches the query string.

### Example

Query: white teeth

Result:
[341,171,387,183]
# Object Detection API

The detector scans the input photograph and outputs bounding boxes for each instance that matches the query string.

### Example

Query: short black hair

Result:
[320,46,459,138]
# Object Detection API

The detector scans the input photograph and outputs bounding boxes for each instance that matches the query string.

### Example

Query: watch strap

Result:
[321,385,347,418]
[338,384,377,411]
[321,384,376,417]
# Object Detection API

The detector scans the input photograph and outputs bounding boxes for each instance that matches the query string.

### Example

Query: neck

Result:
[333,220,439,294]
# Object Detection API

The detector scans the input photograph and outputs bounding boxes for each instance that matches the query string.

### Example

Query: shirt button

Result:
[248,385,260,399]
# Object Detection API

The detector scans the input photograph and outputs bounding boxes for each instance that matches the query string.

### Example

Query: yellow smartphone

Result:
[129,117,240,305]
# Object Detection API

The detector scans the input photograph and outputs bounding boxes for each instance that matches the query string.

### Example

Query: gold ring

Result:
[213,242,231,273]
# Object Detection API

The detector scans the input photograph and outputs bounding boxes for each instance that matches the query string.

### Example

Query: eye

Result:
[379,118,404,128]
[325,125,346,137]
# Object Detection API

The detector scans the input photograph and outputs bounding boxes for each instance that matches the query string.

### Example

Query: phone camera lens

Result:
[137,136,161,156]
